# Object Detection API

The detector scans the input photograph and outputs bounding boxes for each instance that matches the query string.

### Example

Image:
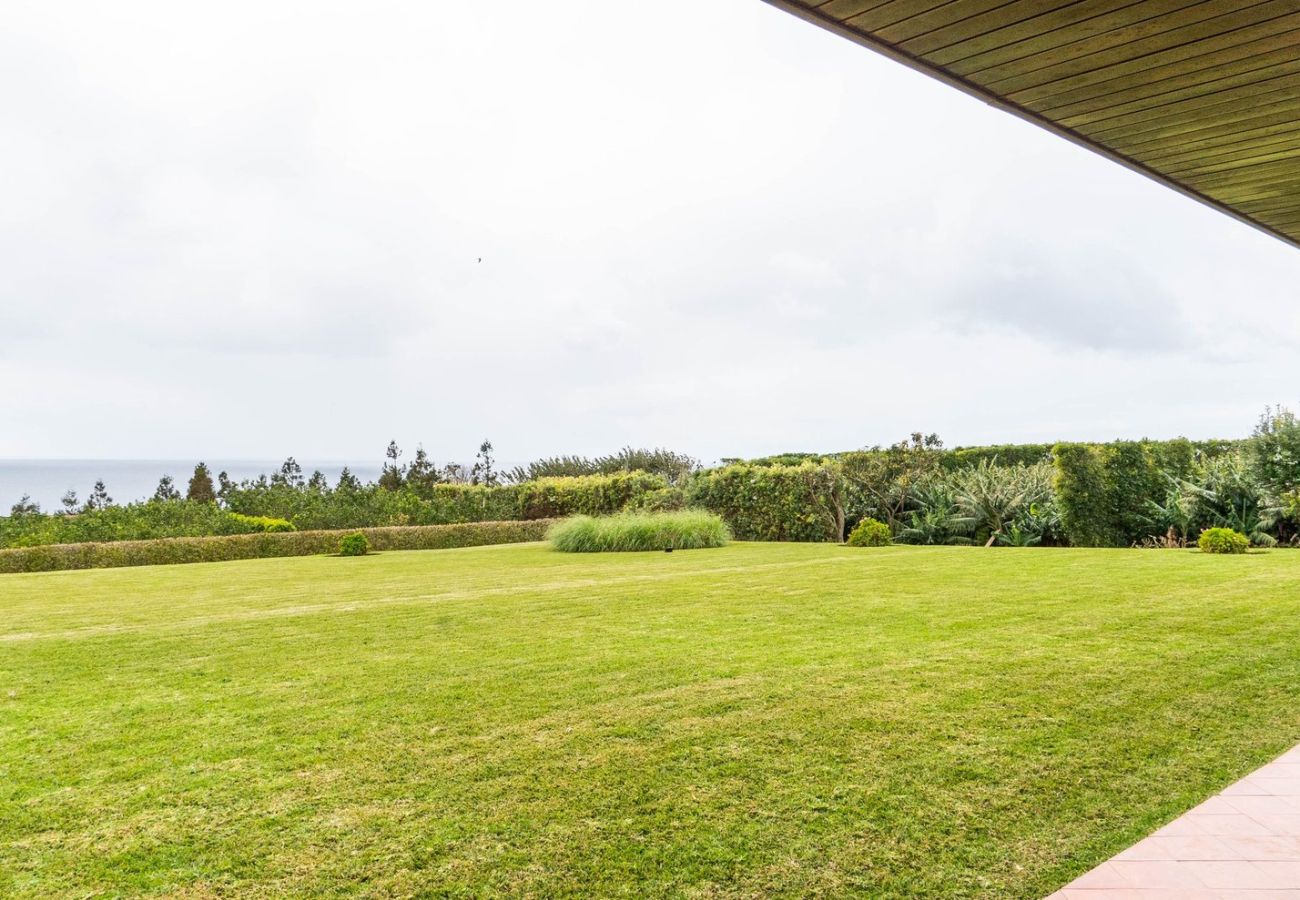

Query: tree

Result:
[379,441,405,491]
[153,475,181,502]
[187,463,217,503]
[841,433,944,530]
[60,490,79,514]
[271,457,304,489]
[1248,405,1300,496]
[307,470,329,493]
[471,439,498,487]
[406,445,441,496]
[10,494,40,516]
[442,462,468,484]
[217,471,235,502]
[85,479,112,511]
[336,467,362,492]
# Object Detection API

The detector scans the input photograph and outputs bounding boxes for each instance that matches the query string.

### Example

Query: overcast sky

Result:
[4,0,1300,464]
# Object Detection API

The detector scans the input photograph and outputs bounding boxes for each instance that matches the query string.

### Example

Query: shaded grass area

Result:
[548,510,729,552]
[1,544,1298,897]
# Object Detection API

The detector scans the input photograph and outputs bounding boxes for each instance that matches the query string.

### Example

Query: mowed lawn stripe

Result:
[1,543,1297,897]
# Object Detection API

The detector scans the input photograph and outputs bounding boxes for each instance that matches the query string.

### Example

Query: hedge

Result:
[687,462,843,542]
[220,472,668,531]
[1053,440,1192,547]
[0,520,555,574]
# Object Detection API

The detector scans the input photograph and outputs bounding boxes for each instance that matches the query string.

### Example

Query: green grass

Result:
[1,543,1297,897]
[548,510,730,552]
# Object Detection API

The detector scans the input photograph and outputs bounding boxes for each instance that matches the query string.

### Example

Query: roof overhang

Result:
[763,0,1300,250]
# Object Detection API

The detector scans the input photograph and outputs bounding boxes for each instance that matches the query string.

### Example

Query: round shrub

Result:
[1197,527,1249,555]
[339,532,370,556]
[548,510,729,552]
[847,517,891,547]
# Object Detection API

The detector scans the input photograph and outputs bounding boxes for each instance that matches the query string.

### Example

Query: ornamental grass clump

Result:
[548,510,729,552]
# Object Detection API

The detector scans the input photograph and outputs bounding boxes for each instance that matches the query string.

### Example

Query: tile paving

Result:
[1048,745,1300,899]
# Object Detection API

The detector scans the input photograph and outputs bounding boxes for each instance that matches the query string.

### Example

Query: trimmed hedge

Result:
[687,462,844,542]
[0,520,554,574]
[221,472,668,531]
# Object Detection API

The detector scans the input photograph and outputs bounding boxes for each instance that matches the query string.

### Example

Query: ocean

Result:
[0,460,386,511]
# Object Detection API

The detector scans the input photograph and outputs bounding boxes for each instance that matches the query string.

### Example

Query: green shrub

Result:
[1052,443,1118,547]
[229,513,295,533]
[548,511,729,552]
[1197,527,1250,555]
[846,518,891,547]
[339,532,369,556]
[0,520,554,574]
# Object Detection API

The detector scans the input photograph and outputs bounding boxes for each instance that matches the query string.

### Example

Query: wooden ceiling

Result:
[763,0,1300,249]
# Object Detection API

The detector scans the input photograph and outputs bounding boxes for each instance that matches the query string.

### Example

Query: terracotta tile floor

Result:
[1048,744,1300,899]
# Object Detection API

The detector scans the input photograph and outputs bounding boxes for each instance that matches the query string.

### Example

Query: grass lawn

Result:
[2,543,1298,897]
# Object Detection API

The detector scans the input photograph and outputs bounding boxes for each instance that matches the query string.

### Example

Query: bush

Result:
[229,513,295,533]
[339,532,369,556]
[846,518,891,547]
[548,511,729,552]
[1197,527,1250,555]
[0,520,554,574]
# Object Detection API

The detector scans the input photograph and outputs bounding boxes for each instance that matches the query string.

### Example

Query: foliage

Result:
[895,480,973,546]
[622,486,687,513]
[339,532,370,556]
[940,443,1052,470]
[950,460,1058,547]
[216,471,666,533]
[840,433,944,530]
[0,520,554,573]
[0,500,299,549]
[229,513,295,533]
[845,517,891,547]
[508,446,700,487]
[1197,527,1250,555]
[686,461,845,542]
[85,479,112,512]
[471,440,499,487]
[1053,444,1119,547]
[379,441,405,491]
[548,511,729,552]
[1247,405,1300,496]
[186,463,216,503]
[153,475,181,502]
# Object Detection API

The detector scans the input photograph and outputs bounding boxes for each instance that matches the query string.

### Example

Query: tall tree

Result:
[406,445,441,496]
[153,475,181,502]
[216,471,235,502]
[379,441,405,491]
[10,494,40,516]
[85,479,112,511]
[187,462,217,503]
[336,467,362,492]
[60,490,79,514]
[271,457,304,489]
[471,440,498,487]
